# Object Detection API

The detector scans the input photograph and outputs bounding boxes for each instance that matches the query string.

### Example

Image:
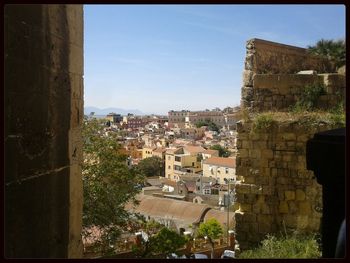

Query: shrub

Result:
[292,84,326,112]
[238,233,321,259]
[252,113,275,132]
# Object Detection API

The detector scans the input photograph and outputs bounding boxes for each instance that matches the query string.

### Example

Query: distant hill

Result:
[84,106,144,116]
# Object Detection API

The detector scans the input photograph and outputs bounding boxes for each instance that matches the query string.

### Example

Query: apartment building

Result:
[165,145,218,182]
[106,112,122,124]
[142,146,156,159]
[202,157,236,184]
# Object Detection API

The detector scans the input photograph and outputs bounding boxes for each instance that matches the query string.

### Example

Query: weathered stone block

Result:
[261,149,274,159]
[249,222,259,233]
[242,140,252,149]
[250,149,261,159]
[255,177,269,185]
[238,149,249,158]
[295,189,306,201]
[262,186,273,195]
[258,222,271,233]
[299,201,311,215]
[240,204,252,212]
[243,70,254,86]
[243,176,255,184]
[243,213,257,223]
[250,185,262,194]
[279,201,289,214]
[285,190,295,201]
[236,183,251,194]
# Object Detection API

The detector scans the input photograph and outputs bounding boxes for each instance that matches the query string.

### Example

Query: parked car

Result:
[221,250,235,259]
[166,253,187,259]
[189,253,209,259]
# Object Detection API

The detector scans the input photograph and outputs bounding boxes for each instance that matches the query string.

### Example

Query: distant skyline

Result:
[84,4,345,115]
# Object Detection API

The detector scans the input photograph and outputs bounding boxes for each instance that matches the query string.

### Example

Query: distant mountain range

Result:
[84,106,144,116]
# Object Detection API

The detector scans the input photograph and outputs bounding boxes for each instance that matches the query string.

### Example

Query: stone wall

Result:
[251,73,345,112]
[233,118,336,249]
[5,5,83,258]
[241,38,339,111]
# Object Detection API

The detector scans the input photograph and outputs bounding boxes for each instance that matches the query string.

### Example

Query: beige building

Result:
[168,110,189,126]
[165,146,218,182]
[152,147,167,161]
[203,157,236,184]
[142,146,156,159]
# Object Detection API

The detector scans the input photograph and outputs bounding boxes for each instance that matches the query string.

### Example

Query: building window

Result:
[225,168,229,174]
[175,156,181,162]
[204,189,211,195]
[168,156,171,160]
[168,165,171,169]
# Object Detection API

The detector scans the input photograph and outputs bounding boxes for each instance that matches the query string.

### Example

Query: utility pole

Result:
[227,181,230,245]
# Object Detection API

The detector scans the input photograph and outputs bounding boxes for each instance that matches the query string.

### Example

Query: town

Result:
[83,107,241,257]
[5,4,345,260]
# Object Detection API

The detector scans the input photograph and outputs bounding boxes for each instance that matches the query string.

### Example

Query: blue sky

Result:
[84,4,345,115]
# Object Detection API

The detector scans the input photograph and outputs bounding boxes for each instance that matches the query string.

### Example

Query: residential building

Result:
[179,127,206,140]
[106,112,122,124]
[168,110,189,126]
[142,146,156,159]
[202,157,236,184]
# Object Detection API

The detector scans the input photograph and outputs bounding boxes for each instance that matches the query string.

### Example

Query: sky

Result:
[84,4,345,115]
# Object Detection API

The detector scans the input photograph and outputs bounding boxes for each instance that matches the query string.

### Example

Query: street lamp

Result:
[226,179,235,245]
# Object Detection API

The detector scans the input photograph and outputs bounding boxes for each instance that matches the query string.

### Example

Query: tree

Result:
[195,119,221,132]
[82,118,145,255]
[131,219,186,258]
[149,228,187,257]
[137,156,164,177]
[307,39,346,69]
[210,144,231,157]
[197,218,224,259]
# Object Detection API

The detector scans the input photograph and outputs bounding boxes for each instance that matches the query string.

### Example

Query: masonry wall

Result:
[241,38,338,110]
[252,73,345,112]
[235,38,345,250]
[5,5,84,258]
[233,120,336,249]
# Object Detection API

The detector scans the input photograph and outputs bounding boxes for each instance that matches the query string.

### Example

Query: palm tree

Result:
[307,39,346,69]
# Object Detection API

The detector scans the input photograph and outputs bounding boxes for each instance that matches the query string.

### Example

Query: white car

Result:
[190,253,208,259]
[221,250,235,259]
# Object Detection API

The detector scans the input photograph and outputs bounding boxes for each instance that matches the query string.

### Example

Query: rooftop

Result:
[203,157,236,168]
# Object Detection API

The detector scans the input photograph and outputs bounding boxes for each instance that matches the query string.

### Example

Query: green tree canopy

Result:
[149,228,187,257]
[195,119,221,132]
[307,39,346,69]
[137,156,164,177]
[197,218,224,258]
[210,144,231,157]
[82,118,145,254]
[131,219,186,258]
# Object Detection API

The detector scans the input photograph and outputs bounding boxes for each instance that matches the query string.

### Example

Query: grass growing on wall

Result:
[252,113,276,132]
[238,232,321,259]
[250,111,345,131]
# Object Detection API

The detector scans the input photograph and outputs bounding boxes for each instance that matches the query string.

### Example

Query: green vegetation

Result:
[252,113,276,132]
[210,144,232,157]
[195,119,221,132]
[196,218,224,259]
[307,39,346,69]
[291,83,326,112]
[131,219,186,258]
[137,156,164,177]
[238,232,321,259]
[82,118,144,255]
